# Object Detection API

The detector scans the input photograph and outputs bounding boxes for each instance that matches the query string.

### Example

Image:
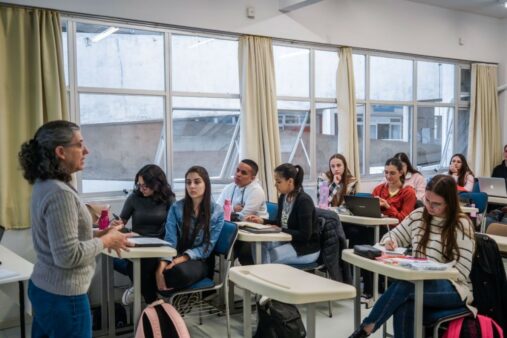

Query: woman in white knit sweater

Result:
[349,174,475,338]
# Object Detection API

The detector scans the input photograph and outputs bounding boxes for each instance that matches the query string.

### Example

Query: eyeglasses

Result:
[64,141,85,149]
[423,197,445,210]
[137,183,150,190]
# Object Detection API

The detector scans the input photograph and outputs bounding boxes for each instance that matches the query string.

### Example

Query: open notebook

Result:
[127,237,171,247]
[236,221,282,234]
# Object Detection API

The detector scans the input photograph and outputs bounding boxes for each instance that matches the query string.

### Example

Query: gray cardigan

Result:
[30,179,103,296]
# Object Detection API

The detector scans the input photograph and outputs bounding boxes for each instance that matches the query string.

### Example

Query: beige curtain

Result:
[0,6,68,229]
[467,64,501,177]
[238,35,281,202]
[337,47,360,181]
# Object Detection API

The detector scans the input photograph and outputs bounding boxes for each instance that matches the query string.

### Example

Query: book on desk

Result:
[236,221,282,234]
[127,237,171,247]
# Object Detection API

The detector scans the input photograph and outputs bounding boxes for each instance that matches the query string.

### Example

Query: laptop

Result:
[344,195,383,218]
[478,177,507,197]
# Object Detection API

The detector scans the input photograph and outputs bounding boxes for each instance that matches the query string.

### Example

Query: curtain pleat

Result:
[238,35,281,202]
[467,64,501,177]
[0,6,68,229]
[337,47,360,183]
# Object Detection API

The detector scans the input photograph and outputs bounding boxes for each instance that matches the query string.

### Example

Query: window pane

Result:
[353,54,365,100]
[79,94,165,193]
[76,23,164,90]
[460,67,471,102]
[417,61,454,103]
[416,107,454,169]
[172,35,239,94]
[316,103,337,174]
[369,105,412,174]
[80,94,164,124]
[172,96,240,180]
[370,56,413,101]
[278,101,311,176]
[274,46,309,97]
[61,20,68,86]
[315,50,338,98]
[456,108,469,156]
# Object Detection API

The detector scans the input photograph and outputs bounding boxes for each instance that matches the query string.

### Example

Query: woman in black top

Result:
[112,164,175,304]
[246,163,320,264]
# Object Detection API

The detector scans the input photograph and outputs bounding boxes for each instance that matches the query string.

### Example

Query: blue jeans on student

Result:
[28,280,92,338]
[254,241,320,264]
[361,280,465,338]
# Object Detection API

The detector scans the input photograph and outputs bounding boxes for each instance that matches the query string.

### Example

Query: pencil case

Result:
[354,245,382,259]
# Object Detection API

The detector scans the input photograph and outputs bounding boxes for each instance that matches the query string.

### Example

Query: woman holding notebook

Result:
[349,175,475,338]
[245,163,320,264]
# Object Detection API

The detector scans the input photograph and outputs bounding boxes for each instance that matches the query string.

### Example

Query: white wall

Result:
[1,0,506,327]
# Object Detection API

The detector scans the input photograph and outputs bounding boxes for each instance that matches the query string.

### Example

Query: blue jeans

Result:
[28,280,92,338]
[254,241,320,264]
[362,280,464,338]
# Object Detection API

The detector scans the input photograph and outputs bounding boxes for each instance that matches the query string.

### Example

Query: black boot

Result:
[348,324,370,338]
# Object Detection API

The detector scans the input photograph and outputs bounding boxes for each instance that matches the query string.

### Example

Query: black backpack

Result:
[470,233,507,330]
[254,300,306,338]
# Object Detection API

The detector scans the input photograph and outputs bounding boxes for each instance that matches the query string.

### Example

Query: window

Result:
[63,20,239,194]
[354,52,470,176]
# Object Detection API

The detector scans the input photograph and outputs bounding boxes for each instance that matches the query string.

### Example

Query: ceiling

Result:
[406,0,507,19]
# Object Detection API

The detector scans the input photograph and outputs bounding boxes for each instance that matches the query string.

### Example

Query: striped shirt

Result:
[380,207,475,306]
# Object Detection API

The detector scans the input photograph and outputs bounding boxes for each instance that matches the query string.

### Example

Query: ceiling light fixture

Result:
[90,27,119,43]
[504,1,507,8]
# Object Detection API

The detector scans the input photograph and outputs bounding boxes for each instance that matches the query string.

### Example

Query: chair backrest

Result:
[266,201,278,220]
[486,223,507,237]
[213,221,238,259]
[459,192,488,213]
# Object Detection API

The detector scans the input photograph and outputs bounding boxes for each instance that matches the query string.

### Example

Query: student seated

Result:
[485,144,507,227]
[373,157,417,222]
[317,153,357,207]
[245,163,320,264]
[111,164,176,304]
[346,157,416,300]
[448,153,475,192]
[393,152,426,201]
[216,159,268,265]
[155,166,224,293]
[349,175,475,338]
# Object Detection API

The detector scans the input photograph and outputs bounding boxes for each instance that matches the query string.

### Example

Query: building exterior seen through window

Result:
[61,19,471,195]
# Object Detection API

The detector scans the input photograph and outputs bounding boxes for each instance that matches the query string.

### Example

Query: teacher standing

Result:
[19,120,131,338]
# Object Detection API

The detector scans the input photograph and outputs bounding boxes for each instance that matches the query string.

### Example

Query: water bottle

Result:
[318,181,329,209]
[223,199,232,221]
[98,209,109,230]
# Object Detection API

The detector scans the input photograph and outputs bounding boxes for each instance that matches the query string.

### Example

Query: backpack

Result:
[135,300,190,338]
[470,234,507,329]
[442,315,503,338]
[254,299,306,338]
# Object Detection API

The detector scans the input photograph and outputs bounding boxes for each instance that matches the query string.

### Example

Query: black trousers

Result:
[163,260,209,290]
[124,258,160,303]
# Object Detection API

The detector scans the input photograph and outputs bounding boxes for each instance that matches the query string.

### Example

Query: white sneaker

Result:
[360,295,374,309]
[122,287,134,305]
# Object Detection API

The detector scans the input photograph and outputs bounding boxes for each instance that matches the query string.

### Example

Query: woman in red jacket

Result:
[372,157,417,222]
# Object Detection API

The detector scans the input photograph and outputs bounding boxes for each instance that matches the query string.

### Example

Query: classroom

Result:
[1,0,507,337]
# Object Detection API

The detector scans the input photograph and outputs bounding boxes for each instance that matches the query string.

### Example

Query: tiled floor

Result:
[0,299,389,338]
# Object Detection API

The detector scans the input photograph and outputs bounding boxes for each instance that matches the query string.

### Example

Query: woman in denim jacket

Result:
[155,166,224,291]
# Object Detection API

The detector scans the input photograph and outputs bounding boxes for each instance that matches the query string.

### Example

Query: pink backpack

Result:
[443,314,503,338]
[135,300,190,338]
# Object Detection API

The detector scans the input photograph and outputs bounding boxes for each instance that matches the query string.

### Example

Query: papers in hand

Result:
[236,221,281,233]
[127,237,170,247]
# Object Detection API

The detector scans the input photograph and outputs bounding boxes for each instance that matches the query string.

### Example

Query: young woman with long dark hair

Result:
[393,152,426,200]
[317,153,357,207]
[349,175,475,338]
[448,153,475,192]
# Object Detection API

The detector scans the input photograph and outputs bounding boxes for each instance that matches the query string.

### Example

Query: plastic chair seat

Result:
[159,278,216,297]
[423,306,470,326]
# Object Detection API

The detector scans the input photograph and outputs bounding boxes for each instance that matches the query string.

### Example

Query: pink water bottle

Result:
[98,209,109,230]
[223,199,232,221]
